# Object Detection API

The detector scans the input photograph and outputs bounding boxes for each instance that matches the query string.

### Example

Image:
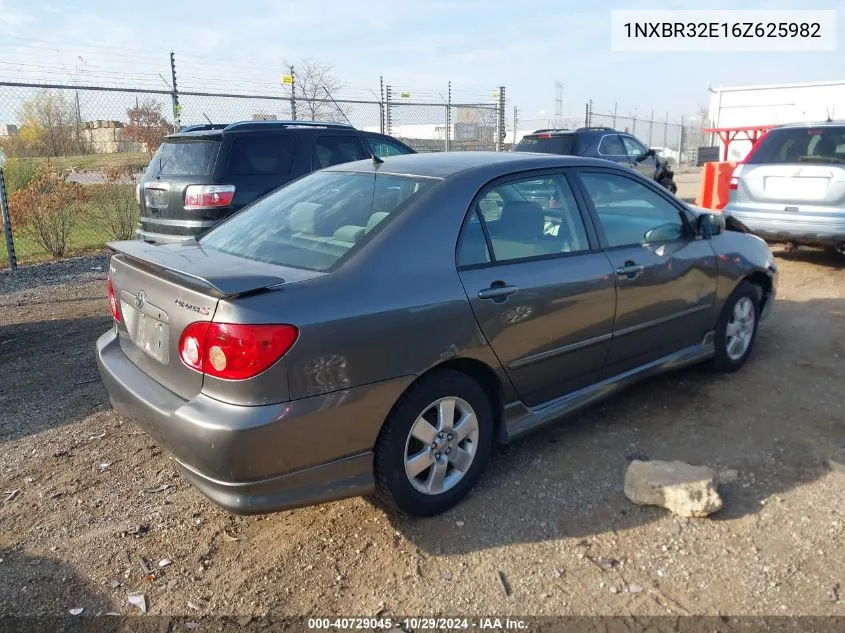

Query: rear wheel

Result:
[374,370,494,516]
[712,281,760,372]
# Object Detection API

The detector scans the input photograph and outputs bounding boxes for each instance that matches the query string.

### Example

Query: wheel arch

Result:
[743,269,774,312]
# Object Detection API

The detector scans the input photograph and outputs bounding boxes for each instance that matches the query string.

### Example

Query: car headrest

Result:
[366,212,390,233]
[288,203,322,233]
[498,201,545,239]
[333,225,366,243]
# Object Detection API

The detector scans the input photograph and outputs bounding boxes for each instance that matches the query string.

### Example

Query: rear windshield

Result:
[199,171,436,271]
[515,135,575,155]
[145,139,219,177]
[748,126,845,165]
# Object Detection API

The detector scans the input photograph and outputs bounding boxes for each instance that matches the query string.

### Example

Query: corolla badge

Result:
[174,298,210,316]
[134,290,147,309]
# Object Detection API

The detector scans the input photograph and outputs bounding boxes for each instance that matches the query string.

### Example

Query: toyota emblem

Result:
[134,290,147,310]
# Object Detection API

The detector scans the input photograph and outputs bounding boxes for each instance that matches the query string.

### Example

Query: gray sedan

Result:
[96,152,777,517]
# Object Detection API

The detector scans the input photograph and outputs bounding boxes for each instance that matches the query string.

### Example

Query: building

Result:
[707,80,845,160]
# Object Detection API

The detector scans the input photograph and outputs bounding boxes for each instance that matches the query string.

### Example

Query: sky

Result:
[1,0,843,128]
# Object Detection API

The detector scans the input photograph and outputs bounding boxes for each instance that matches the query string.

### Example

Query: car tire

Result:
[658,176,677,194]
[374,369,494,517]
[711,281,761,373]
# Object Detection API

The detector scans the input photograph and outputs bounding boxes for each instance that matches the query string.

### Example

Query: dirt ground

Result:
[0,247,843,623]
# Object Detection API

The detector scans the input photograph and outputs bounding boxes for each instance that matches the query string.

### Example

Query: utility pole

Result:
[379,75,385,134]
[169,51,180,132]
[554,81,563,126]
[288,65,297,120]
[445,81,452,152]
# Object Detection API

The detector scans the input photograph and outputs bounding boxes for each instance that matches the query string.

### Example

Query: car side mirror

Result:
[646,148,657,158]
[696,212,725,237]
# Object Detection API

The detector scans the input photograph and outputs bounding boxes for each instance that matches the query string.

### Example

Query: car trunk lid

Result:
[107,240,319,400]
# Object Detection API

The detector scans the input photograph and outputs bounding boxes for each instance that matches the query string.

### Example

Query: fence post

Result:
[0,169,17,272]
[632,111,637,136]
[169,51,181,132]
[513,106,518,149]
[612,102,617,129]
[445,81,451,152]
[679,115,685,165]
[385,85,393,136]
[289,65,297,120]
[379,76,385,134]
[495,86,506,151]
[648,109,654,146]
[584,102,589,128]
[664,112,669,148]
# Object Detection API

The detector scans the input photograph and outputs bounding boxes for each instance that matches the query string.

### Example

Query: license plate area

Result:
[120,300,170,364]
[144,185,171,210]
[764,176,828,200]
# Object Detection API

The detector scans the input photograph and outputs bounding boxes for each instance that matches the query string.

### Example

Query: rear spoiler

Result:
[107,240,286,298]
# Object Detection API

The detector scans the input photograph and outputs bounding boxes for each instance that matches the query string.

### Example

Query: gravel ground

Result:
[0,248,843,622]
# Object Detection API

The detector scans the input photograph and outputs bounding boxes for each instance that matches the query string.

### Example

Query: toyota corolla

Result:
[96,152,777,517]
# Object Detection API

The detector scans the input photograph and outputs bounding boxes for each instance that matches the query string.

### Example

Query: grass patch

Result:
[33,152,151,173]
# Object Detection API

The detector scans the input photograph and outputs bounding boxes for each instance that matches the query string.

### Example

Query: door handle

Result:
[616,262,645,279]
[478,285,518,300]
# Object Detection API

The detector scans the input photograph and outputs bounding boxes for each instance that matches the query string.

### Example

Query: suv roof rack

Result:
[575,126,616,132]
[222,120,353,132]
[178,123,228,133]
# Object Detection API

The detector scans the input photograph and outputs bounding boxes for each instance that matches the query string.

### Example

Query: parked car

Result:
[135,121,415,243]
[98,152,777,517]
[723,121,845,254]
[514,126,678,193]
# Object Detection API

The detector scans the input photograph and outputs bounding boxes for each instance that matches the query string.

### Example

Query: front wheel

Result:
[711,281,760,372]
[373,370,494,517]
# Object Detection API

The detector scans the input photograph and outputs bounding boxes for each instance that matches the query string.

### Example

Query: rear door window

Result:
[313,135,368,169]
[599,134,626,157]
[145,140,219,177]
[365,134,413,157]
[228,135,295,175]
[748,126,845,165]
[515,135,576,155]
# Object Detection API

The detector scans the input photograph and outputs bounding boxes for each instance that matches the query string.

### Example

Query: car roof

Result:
[775,120,845,129]
[326,151,618,179]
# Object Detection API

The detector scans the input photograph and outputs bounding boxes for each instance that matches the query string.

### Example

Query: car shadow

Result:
[0,552,113,619]
[383,296,845,555]
[0,316,111,444]
[771,245,844,269]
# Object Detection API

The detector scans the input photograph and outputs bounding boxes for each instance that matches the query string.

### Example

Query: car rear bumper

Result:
[724,206,845,246]
[96,330,411,514]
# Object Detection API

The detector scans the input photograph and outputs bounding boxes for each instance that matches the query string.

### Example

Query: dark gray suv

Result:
[136,121,414,243]
[515,127,677,193]
[98,152,776,517]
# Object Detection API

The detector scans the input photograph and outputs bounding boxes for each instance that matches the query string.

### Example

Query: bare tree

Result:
[288,58,349,123]
[18,90,79,156]
[124,99,171,155]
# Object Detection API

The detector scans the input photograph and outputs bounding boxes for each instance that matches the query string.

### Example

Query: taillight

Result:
[135,183,141,204]
[178,322,298,380]
[107,275,121,322]
[729,164,744,191]
[536,133,551,139]
[184,185,235,210]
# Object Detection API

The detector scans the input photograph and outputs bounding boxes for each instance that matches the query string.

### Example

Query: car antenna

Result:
[202,113,213,125]
[323,86,383,164]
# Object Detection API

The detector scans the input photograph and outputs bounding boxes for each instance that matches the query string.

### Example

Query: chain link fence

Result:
[0,81,503,269]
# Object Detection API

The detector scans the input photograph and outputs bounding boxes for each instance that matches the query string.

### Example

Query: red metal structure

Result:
[704,125,775,161]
